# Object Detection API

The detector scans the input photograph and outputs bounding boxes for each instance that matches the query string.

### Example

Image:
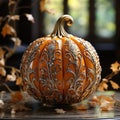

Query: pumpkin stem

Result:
[51,14,73,38]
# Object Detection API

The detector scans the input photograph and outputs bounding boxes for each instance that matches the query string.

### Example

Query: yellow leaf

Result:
[110,80,119,89]
[110,61,120,72]
[1,24,16,37]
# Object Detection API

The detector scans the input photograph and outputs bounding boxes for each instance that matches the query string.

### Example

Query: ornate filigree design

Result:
[20,15,101,105]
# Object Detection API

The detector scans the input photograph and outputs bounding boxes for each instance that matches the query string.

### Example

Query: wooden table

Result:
[1,91,120,120]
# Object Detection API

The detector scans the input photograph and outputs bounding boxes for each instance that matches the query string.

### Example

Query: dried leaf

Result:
[11,103,31,112]
[0,47,5,59]
[1,24,16,37]
[110,61,120,72]
[8,0,16,6]
[24,14,35,23]
[55,108,66,114]
[110,80,119,90]
[74,104,88,111]
[0,99,4,109]
[98,95,115,111]
[10,91,23,103]
[16,77,22,85]
[89,95,100,107]
[6,68,16,81]
[0,67,6,76]
[90,95,115,111]
[11,37,21,46]
[98,81,108,91]
[39,0,46,12]
[6,74,16,81]
[10,15,20,21]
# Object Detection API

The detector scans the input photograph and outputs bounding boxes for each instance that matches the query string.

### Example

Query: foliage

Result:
[0,0,120,116]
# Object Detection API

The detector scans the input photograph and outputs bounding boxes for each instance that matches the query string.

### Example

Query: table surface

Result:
[1,91,120,120]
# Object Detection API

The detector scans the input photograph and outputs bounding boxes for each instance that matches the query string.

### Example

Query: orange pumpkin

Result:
[20,15,101,105]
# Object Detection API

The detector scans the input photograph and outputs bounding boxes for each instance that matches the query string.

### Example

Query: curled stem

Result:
[51,14,73,38]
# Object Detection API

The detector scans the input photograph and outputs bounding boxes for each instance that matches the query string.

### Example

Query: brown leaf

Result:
[110,80,119,89]
[16,77,22,85]
[10,91,23,103]
[1,24,16,37]
[8,0,16,6]
[0,47,5,59]
[89,95,115,111]
[89,95,100,107]
[55,108,66,114]
[98,81,108,91]
[24,14,35,23]
[11,37,21,46]
[10,15,20,21]
[6,68,16,81]
[39,0,46,12]
[0,67,6,76]
[110,61,120,72]
[74,104,88,111]
[98,95,115,111]
[11,103,31,112]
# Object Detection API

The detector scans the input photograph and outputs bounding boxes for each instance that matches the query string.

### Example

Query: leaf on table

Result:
[10,91,24,103]
[1,24,16,37]
[110,61,120,73]
[74,104,88,111]
[24,14,35,23]
[55,108,66,114]
[99,95,115,111]
[89,95,115,111]
[11,103,31,113]
[110,80,119,90]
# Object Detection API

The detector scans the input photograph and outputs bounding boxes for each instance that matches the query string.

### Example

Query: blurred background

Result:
[0,0,120,80]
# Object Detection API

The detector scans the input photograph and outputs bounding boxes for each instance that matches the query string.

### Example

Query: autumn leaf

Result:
[110,80,119,90]
[110,61,120,73]
[39,0,46,12]
[89,95,115,111]
[99,95,115,111]
[10,91,23,103]
[16,77,22,85]
[98,81,108,91]
[10,15,20,21]
[74,104,88,111]
[55,108,66,114]
[11,37,21,46]
[1,24,16,37]
[0,67,6,76]
[8,0,16,6]
[6,68,16,81]
[24,14,35,23]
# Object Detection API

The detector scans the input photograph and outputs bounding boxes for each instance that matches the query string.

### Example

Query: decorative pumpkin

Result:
[20,15,101,105]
